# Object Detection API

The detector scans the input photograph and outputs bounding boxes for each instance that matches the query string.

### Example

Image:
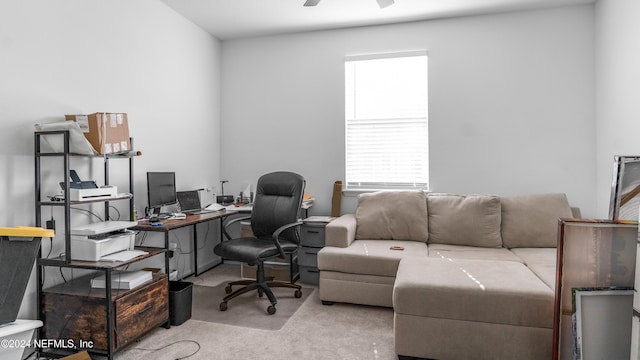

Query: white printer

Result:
[70,221,138,261]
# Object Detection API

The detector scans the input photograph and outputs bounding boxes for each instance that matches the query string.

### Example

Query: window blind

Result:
[345,52,428,190]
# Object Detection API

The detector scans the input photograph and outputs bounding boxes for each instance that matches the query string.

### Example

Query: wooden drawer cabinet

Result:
[42,273,168,351]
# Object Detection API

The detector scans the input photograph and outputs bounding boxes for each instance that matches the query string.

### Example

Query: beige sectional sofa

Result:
[317,191,578,360]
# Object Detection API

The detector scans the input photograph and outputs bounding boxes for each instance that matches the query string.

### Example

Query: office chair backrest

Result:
[251,171,305,243]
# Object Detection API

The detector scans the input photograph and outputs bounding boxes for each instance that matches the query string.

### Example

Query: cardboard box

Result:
[65,113,131,154]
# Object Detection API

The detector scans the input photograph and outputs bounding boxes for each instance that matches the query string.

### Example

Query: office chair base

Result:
[219,280,302,315]
[225,277,275,294]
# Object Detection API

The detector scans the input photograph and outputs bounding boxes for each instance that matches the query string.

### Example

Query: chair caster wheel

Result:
[220,302,228,311]
[294,290,302,298]
[225,285,232,294]
[267,305,276,315]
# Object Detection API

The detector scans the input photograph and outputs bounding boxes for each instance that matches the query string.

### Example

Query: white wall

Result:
[0,0,221,319]
[221,5,596,217]
[594,0,640,218]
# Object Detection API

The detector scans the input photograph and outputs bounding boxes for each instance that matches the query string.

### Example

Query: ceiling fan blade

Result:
[304,0,321,6]
[376,0,394,8]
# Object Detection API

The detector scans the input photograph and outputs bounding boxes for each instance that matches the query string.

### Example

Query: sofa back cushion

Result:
[427,194,502,248]
[501,193,573,248]
[355,191,429,242]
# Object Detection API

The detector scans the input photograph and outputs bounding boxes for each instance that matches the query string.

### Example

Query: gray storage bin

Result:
[300,225,325,247]
[298,247,320,267]
[299,265,320,285]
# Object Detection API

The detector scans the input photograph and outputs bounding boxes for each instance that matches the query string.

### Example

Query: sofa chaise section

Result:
[394,257,555,360]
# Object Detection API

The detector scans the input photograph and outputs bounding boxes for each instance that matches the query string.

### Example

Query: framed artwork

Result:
[572,287,633,360]
[609,155,640,221]
[553,219,638,360]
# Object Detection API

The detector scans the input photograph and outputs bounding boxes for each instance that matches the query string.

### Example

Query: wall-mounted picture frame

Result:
[609,155,640,221]
[572,287,633,360]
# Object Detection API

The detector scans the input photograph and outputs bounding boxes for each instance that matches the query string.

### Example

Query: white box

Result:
[71,230,135,261]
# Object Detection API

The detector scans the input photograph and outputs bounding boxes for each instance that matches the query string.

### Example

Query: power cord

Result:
[130,339,201,360]
[48,194,64,202]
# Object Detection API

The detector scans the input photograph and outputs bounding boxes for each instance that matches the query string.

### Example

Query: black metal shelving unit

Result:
[34,130,168,360]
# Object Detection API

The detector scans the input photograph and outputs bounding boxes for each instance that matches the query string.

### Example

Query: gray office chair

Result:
[213,171,305,315]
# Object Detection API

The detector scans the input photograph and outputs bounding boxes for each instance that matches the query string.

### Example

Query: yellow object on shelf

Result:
[0,226,54,238]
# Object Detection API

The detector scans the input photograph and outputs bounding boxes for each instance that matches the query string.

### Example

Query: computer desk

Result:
[132,202,311,278]
[132,209,239,277]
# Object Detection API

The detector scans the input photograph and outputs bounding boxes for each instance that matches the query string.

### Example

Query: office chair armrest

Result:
[222,215,252,240]
[271,220,304,258]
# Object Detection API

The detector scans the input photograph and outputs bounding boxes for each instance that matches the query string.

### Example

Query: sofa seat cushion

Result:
[510,247,556,265]
[355,191,429,242]
[393,257,554,329]
[427,194,502,247]
[319,271,396,307]
[501,193,573,248]
[428,244,523,263]
[318,240,428,277]
[510,248,557,289]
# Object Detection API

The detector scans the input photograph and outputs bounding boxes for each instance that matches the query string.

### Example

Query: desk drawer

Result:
[298,246,320,267]
[300,225,326,247]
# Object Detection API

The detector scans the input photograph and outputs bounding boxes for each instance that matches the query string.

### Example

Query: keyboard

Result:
[147,214,171,222]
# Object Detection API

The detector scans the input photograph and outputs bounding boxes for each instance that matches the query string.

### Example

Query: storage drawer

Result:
[42,274,169,351]
[115,276,169,348]
[299,265,320,285]
[298,246,320,267]
[300,224,326,247]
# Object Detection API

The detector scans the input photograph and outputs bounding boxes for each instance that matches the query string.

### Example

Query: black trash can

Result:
[169,281,193,326]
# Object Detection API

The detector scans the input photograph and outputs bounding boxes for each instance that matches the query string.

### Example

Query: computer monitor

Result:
[147,172,177,215]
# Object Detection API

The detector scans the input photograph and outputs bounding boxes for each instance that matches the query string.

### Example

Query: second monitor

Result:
[147,171,176,217]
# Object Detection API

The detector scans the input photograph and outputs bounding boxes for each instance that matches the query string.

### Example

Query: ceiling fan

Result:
[304,0,395,8]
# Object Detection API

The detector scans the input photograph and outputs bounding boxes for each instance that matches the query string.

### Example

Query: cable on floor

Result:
[130,339,201,360]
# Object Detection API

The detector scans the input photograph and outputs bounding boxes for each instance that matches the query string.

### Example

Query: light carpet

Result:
[191,283,312,330]
[113,263,396,360]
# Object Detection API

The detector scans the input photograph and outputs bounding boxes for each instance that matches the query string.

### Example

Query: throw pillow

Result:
[501,193,573,248]
[355,191,429,242]
[427,194,502,248]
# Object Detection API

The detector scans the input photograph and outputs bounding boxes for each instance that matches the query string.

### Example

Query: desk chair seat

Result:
[215,237,298,266]
[213,171,305,315]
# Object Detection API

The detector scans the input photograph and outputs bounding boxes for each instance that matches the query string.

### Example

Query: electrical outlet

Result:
[169,242,178,251]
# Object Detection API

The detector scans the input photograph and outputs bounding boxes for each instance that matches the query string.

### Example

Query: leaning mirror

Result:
[609,155,640,221]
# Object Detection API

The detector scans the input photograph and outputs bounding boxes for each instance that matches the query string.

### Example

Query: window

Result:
[345,51,428,191]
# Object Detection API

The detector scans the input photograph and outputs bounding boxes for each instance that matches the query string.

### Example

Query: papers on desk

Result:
[91,270,153,289]
[224,204,253,212]
[100,249,148,262]
[302,195,314,209]
[204,203,226,211]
